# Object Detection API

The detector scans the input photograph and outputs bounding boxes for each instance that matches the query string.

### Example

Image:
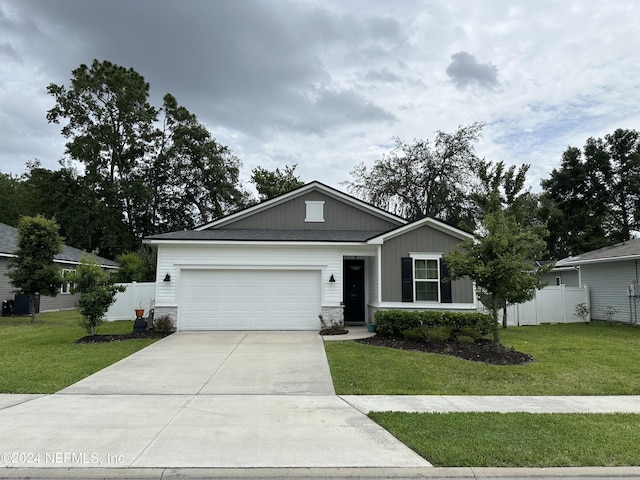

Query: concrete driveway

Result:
[0,331,430,469]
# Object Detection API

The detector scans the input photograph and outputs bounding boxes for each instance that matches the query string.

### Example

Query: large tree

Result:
[250,164,304,201]
[7,216,63,323]
[47,59,158,247]
[45,60,250,250]
[344,123,484,228]
[541,129,640,258]
[19,161,119,256]
[152,94,250,230]
[0,172,23,226]
[445,197,551,343]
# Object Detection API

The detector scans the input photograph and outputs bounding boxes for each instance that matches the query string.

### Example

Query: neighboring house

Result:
[0,222,118,313]
[145,181,476,331]
[540,261,580,288]
[556,238,640,323]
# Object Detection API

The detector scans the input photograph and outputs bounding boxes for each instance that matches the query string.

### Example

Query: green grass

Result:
[325,322,640,395]
[369,412,640,467]
[0,310,159,393]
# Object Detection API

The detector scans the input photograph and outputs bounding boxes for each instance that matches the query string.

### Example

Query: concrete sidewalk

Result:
[342,395,640,414]
[2,466,640,479]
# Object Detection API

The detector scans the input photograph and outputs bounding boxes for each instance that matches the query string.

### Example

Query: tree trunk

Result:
[491,305,500,350]
[502,304,508,329]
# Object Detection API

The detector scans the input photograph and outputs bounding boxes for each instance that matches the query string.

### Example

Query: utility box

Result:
[2,300,14,316]
[13,294,40,315]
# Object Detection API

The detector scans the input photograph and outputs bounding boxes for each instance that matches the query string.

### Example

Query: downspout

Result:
[377,244,382,305]
[577,266,582,288]
[629,258,638,324]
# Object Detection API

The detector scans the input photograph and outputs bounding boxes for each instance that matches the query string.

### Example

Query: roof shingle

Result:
[557,238,640,266]
[146,229,387,242]
[0,222,118,268]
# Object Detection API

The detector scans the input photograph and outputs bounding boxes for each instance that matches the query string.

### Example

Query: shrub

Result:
[72,254,126,335]
[402,325,429,342]
[374,310,422,337]
[457,325,482,340]
[374,309,493,338]
[403,325,453,343]
[154,314,176,334]
[456,335,476,345]
[574,303,590,322]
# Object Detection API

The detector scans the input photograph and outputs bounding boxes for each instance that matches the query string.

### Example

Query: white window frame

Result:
[61,268,76,294]
[305,201,325,222]
[410,253,441,303]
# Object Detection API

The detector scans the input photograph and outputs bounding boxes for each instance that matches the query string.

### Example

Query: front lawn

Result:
[0,310,160,393]
[369,412,640,467]
[325,322,640,395]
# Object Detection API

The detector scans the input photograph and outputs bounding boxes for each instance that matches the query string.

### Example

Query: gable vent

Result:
[305,201,325,222]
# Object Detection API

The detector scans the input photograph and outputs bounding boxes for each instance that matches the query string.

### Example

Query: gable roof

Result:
[368,217,474,244]
[557,238,640,266]
[195,181,407,230]
[146,181,473,245]
[0,222,118,268]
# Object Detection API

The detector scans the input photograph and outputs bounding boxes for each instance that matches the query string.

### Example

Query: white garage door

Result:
[178,269,321,330]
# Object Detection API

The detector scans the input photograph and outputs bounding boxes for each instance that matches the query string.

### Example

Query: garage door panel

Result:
[179,269,321,330]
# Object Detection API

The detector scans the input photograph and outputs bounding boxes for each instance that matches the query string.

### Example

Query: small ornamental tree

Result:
[72,254,126,335]
[8,215,63,323]
[445,197,552,347]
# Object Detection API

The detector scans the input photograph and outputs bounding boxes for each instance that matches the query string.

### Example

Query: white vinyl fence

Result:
[103,282,156,321]
[499,285,590,326]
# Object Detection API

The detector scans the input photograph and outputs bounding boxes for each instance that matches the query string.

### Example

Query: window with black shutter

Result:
[440,260,452,303]
[401,257,413,302]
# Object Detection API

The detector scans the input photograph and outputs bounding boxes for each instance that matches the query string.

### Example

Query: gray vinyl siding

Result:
[542,269,580,288]
[381,226,474,303]
[39,293,79,311]
[220,191,401,231]
[0,257,79,312]
[581,260,640,323]
[0,257,13,304]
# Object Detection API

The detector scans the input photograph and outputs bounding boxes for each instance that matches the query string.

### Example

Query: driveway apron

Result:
[0,331,430,469]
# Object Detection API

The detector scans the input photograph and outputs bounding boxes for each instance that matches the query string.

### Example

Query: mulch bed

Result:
[76,331,173,343]
[356,336,533,365]
[320,327,349,336]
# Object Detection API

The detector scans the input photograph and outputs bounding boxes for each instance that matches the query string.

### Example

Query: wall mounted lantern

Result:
[163,273,171,282]
[329,274,336,283]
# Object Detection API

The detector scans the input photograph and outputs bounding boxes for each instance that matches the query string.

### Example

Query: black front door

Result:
[343,259,365,324]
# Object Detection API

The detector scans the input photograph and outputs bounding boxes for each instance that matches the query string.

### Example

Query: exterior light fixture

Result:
[329,274,336,283]
[163,273,171,282]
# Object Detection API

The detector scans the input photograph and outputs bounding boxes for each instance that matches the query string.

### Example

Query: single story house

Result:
[556,238,640,323]
[145,181,476,331]
[540,261,580,287]
[0,222,118,314]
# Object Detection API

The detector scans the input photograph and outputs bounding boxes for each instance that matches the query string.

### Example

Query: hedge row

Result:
[373,310,494,338]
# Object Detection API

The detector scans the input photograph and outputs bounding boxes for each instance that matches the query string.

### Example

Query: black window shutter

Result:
[440,260,452,303]
[401,257,413,302]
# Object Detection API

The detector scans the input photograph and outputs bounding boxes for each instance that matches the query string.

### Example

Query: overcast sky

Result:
[1,0,639,194]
